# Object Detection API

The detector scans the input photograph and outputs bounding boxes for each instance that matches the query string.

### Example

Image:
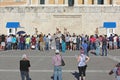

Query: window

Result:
[9,29,12,33]
[98,0,104,4]
[40,0,45,4]
[68,0,74,6]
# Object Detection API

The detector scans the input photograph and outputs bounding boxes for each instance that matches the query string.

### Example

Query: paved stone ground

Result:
[0,49,119,80]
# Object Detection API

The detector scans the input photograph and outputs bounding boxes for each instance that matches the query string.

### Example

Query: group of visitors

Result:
[2,31,116,80]
[0,32,120,56]
[20,48,90,80]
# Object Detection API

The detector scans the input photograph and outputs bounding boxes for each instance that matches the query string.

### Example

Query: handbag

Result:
[61,58,65,66]
[85,64,87,67]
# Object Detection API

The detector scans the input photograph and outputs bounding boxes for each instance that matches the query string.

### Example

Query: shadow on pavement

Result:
[71,71,79,80]
[51,75,53,80]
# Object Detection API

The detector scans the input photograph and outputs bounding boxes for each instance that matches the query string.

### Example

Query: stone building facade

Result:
[0,0,120,36]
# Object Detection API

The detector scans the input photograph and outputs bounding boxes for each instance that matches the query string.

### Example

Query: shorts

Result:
[114,42,117,46]
[109,41,113,46]
[66,42,70,46]
[1,42,5,46]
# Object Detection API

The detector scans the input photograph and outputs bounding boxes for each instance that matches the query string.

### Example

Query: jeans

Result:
[102,45,107,56]
[7,42,11,50]
[20,43,24,50]
[45,42,49,50]
[54,66,62,80]
[118,41,120,48]
[76,43,80,50]
[25,44,30,49]
[96,46,100,56]
[90,43,94,50]
[56,44,60,50]
[20,71,30,80]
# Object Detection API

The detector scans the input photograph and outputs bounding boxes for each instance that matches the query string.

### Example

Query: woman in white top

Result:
[76,47,90,80]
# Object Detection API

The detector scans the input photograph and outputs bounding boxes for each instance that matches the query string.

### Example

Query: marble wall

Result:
[0,6,120,35]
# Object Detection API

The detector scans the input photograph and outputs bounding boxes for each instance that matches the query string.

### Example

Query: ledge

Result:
[0,6,120,13]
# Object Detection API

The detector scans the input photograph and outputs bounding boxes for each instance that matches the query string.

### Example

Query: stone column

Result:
[27,0,30,5]
[65,0,68,6]
[45,0,48,5]
[94,0,97,5]
[55,0,58,4]
[27,0,31,5]
[74,0,78,6]
[84,0,87,5]
[104,0,107,5]
[36,0,39,5]
[112,0,116,6]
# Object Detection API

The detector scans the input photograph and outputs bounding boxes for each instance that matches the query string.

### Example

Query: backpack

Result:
[116,67,120,76]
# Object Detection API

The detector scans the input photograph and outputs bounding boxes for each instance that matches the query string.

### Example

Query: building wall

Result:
[1,0,120,6]
[58,0,64,4]
[49,0,55,4]
[32,0,36,4]
[0,6,120,35]
[78,0,84,4]
[0,0,27,7]
[88,0,93,4]
[116,0,120,5]
[107,0,112,4]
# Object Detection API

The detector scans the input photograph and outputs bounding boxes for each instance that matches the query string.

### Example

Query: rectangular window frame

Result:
[40,0,45,4]
[98,0,104,4]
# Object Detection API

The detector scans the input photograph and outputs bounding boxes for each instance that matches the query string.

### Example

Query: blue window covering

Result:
[103,22,116,28]
[6,22,20,28]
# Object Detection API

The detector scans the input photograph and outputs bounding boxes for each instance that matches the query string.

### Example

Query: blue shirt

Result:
[82,43,88,50]
[12,37,17,43]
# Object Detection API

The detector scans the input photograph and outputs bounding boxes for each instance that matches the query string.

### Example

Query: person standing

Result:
[76,48,90,80]
[20,35,25,50]
[1,34,6,50]
[108,34,113,50]
[52,50,63,80]
[102,35,108,56]
[61,34,66,53]
[20,54,31,80]
[55,37,60,50]
[113,34,118,49]
[95,36,100,56]
[82,41,88,56]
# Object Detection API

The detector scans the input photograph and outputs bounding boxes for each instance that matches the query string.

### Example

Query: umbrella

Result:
[17,31,26,34]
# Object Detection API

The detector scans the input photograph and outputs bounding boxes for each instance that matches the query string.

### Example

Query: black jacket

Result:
[20,60,31,72]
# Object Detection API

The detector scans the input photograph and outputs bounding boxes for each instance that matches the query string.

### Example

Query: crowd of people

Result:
[0,31,120,56]
[0,30,119,80]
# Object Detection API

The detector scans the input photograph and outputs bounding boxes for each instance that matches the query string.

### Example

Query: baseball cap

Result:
[55,50,59,53]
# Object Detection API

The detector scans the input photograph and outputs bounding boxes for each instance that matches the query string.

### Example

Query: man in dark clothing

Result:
[102,35,108,56]
[20,54,31,80]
